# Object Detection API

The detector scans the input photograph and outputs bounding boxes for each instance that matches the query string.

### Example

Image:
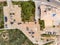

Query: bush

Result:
[12,1,35,22]
[0,2,7,28]
[39,19,45,30]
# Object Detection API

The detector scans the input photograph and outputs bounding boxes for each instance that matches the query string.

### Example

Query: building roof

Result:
[40,4,60,27]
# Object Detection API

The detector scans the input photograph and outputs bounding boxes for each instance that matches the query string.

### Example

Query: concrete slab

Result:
[40,4,60,27]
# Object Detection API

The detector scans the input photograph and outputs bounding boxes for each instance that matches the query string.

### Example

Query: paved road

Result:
[35,1,41,21]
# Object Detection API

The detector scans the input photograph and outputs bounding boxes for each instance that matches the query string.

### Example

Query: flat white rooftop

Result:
[40,4,60,27]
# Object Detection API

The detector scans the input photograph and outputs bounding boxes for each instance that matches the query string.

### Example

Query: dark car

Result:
[38,6,40,9]
[5,16,7,22]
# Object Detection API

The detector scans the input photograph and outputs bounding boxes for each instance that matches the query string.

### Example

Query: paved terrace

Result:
[2,0,60,45]
[3,0,41,45]
[0,0,29,2]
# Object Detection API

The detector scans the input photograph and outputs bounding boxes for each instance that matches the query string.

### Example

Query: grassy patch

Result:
[41,34,51,37]
[0,30,4,32]
[0,2,7,28]
[41,34,56,37]
[12,1,35,22]
[39,19,45,30]
[0,29,38,45]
